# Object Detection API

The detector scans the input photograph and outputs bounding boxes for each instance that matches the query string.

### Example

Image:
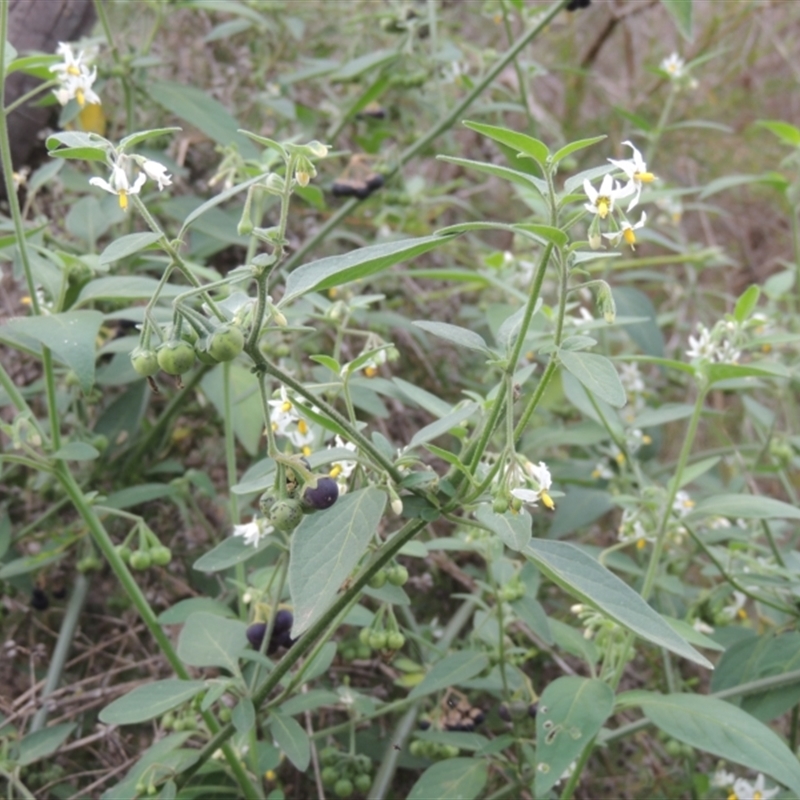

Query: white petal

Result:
[582,178,598,203]
[130,172,147,194]
[511,487,539,504]
[89,176,115,194]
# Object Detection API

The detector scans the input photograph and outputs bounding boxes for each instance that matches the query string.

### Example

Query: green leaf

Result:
[475,505,531,551]
[118,127,182,152]
[630,692,800,794]
[104,483,178,509]
[269,713,310,771]
[331,49,397,81]
[462,120,549,167]
[282,235,451,303]
[633,403,695,428]
[75,276,183,305]
[17,723,76,766]
[232,698,256,736]
[662,616,724,652]
[157,598,236,625]
[192,531,275,573]
[289,488,386,637]
[535,677,614,797]
[407,403,478,450]
[551,135,607,165]
[99,232,162,266]
[706,361,789,385]
[148,80,258,159]
[201,364,264,456]
[560,350,626,408]
[177,612,248,675]
[179,171,269,236]
[409,650,490,700]
[699,172,781,200]
[437,155,547,197]
[734,285,760,323]
[52,441,99,461]
[661,0,694,41]
[513,222,568,248]
[46,131,109,161]
[757,120,800,148]
[524,540,712,668]
[393,377,454,417]
[3,310,103,393]
[613,287,664,357]
[408,758,488,800]
[99,680,206,725]
[685,494,800,523]
[412,320,491,353]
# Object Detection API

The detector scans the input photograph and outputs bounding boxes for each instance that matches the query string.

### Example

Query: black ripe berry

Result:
[303,477,339,511]
[566,0,591,9]
[247,611,296,655]
[30,587,49,611]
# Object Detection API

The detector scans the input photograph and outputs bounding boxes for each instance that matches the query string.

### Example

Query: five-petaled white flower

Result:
[602,212,647,250]
[50,42,100,108]
[232,518,272,548]
[268,386,315,452]
[608,141,656,211]
[89,164,146,211]
[511,460,555,510]
[661,52,686,78]
[583,173,634,220]
[140,159,173,191]
[731,773,779,800]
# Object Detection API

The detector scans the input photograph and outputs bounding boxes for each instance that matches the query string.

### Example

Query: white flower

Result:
[232,518,272,548]
[608,141,656,211]
[661,53,686,78]
[732,774,779,800]
[89,164,146,211]
[268,387,315,452]
[50,42,100,108]
[693,619,715,635]
[328,435,357,480]
[672,490,694,517]
[686,324,715,361]
[583,173,634,220]
[619,362,645,396]
[516,460,555,510]
[722,591,747,622]
[602,211,647,249]
[140,158,172,191]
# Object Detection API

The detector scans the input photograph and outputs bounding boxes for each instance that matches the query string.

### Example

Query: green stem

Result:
[558,735,595,800]
[175,517,430,788]
[54,464,261,799]
[0,768,35,800]
[30,573,90,732]
[280,0,570,274]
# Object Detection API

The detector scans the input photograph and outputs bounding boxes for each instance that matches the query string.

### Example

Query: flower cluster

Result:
[89,155,172,211]
[711,771,779,800]
[508,459,555,511]
[685,322,741,365]
[268,386,315,454]
[50,42,100,108]
[584,141,655,250]
[660,53,698,91]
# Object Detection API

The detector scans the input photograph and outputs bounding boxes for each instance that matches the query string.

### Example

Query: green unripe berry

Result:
[156,340,196,375]
[386,631,405,650]
[76,555,101,573]
[442,745,460,759]
[356,644,371,660]
[218,707,231,723]
[368,631,387,650]
[208,324,245,362]
[321,766,339,787]
[269,498,304,532]
[115,545,132,562]
[387,565,409,586]
[409,740,425,758]
[259,492,276,516]
[355,754,372,773]
[354,774,372,793]
[358,627,372,646]
[334,778,354,798]
[320,747,339,767]
[194,338,220,365]
[131,347,159,377]
[129,550,152,570]
[492,496,509,514]
[664,739,682,757]
[150,545,172,566]
[368,569,387,589]
[341,646,357,662]
[162,711,175,729]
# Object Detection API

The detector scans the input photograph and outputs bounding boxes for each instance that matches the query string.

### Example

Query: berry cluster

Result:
[319,746,373,798]
[246,609,295,655]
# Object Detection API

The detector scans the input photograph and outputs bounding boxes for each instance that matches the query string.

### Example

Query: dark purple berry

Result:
[303,477,339,511]
[273,609,293,634]
[498,704,511,722]
[247,622,267,650]
[528,702,538,718]
[30,587,49,611]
